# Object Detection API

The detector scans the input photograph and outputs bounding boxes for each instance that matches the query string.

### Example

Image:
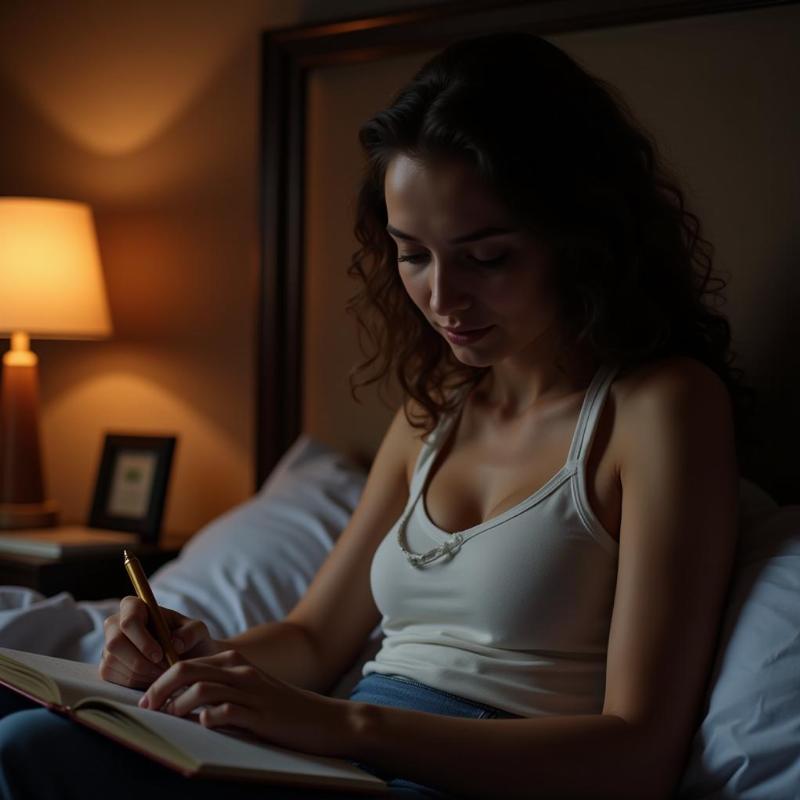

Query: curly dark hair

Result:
[347,32,756,469]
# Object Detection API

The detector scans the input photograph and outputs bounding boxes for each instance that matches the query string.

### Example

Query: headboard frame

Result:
[257,0,799,501]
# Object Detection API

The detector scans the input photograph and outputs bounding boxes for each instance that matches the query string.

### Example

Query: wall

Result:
[0,0,451,535]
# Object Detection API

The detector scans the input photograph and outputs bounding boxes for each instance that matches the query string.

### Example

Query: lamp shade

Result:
[0,197,112,338]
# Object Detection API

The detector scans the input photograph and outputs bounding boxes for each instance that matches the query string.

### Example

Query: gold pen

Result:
[123,549,180,667]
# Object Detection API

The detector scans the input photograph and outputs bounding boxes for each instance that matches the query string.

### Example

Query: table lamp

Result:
[0,197,112,530]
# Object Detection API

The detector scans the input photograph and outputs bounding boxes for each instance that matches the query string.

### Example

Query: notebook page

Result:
[0,647,142,708]
[78,699,386,790]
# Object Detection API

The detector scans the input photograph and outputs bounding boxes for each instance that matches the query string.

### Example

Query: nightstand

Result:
[0,531,191,601]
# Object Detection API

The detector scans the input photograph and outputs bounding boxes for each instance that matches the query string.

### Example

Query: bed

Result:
[1,1,799,797]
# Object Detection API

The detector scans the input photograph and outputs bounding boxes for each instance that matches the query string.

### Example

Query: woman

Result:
[0,32,748,799]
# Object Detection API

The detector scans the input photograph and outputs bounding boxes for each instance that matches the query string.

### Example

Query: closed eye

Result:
[471,254,508,267]
[396,253,429,265]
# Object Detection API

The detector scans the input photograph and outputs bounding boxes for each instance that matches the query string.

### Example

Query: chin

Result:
[449,346,496,368]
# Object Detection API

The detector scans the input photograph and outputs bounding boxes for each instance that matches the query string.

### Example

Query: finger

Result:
[165,682,251,718]
[100,645,163,685]
[163,651,268,690]
[118,596,168,663]
[105,615,170,676]
[171,648,245,669]
[100,642,163,686]
[175,652,275,693]
[200,702,253,732]
[99,657,156,690]
[140,661,244,711]
[104,627,164,674]
[167,617,211,655]
[157,606,188,624]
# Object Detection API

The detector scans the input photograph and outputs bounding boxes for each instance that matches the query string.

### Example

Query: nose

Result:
[429,260,471,318]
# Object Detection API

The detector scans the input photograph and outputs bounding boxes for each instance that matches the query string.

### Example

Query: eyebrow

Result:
[385,224,516,245]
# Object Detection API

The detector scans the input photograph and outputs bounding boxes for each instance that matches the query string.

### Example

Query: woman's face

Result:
[384,153,562,369]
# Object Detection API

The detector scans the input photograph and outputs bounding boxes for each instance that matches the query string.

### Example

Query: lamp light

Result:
[0,197,112,529]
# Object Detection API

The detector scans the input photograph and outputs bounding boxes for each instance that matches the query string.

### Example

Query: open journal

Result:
[0,647,387,794]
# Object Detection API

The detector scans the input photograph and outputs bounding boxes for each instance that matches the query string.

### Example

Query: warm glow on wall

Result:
[0,1,264,156]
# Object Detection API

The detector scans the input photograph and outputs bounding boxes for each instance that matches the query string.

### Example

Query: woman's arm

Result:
[105,408,410,692]
[218,406,416,694]
[337,357,739,799]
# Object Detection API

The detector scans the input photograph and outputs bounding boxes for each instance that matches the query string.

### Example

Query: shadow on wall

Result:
[741,248,800,505]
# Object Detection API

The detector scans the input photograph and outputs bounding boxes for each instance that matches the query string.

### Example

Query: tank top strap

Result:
[565,363,620,466]
[408,406,461,501]
[408,363,619,496]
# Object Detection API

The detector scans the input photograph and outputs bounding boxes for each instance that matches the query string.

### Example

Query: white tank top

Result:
[363,363,621,718]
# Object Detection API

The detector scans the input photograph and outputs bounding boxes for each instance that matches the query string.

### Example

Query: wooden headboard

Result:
[257,0,800,504]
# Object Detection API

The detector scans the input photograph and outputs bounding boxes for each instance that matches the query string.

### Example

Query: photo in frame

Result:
[89,434,177,543]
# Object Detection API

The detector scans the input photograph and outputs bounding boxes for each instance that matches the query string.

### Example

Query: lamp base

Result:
[0,501,59,530]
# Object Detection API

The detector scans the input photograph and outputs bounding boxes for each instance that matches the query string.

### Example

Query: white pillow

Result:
[678,499,800,799]
[150,435,367,638]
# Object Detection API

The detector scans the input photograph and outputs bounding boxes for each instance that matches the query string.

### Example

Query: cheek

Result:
[399,269,428,310]
[482,272,557,320]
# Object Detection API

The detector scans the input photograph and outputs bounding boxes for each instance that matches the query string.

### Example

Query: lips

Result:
[440,324,494,345]
[442,326,485,334]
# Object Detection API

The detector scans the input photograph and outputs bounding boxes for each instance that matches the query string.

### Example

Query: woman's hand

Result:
[100,595,224,688]
[138,649,351,757]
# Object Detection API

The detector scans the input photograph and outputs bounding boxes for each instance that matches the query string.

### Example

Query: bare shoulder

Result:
[614,355,729,407]
[371,399,427,488]
[612,355,733,446]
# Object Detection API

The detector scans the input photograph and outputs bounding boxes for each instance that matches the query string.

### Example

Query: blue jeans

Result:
[0,673,520,799]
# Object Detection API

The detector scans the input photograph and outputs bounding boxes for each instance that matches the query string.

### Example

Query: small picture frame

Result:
[89,434,177,544]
